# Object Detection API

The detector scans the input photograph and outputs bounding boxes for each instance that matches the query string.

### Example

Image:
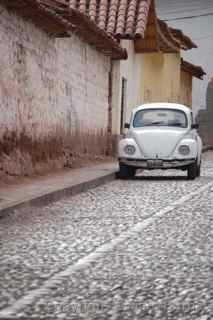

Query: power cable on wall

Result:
[157,0,213,5]
[193,34,213,40]
[159,6,213,16]
[157,0,213,10]
[163,12,213,21]
[157,0,213,16]
[157,1,213,50]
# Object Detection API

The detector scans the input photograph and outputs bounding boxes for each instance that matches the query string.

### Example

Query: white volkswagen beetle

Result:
[118,103,202,180]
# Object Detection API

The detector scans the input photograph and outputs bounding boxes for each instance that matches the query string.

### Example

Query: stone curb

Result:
[0,171,116,219]
[202,145,213,153]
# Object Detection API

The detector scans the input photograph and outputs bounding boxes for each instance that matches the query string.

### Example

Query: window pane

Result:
[133,109,187,128]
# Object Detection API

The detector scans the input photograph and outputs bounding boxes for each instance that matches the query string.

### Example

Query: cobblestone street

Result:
[1,152,213,319]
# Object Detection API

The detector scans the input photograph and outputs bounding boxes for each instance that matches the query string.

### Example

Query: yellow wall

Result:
[112,48,193,139]
[180,70,192,108]
[140,52,181,105]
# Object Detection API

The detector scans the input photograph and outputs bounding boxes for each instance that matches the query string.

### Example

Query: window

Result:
[133,109,188,128]
[120,77,127,134]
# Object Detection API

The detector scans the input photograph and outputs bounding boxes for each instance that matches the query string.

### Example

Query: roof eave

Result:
[157,20,180,53]
[68,7,128,59]
[1,0,127,60]
[170,28,197,50]
[181,59,206,80]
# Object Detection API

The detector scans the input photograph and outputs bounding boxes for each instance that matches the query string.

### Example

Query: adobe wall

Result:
[0,4,111,177]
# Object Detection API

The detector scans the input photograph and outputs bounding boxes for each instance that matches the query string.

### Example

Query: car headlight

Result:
[178,145,190,156]
[124,145,136,155]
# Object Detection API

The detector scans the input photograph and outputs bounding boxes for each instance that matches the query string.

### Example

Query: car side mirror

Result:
[191,123,199,129]
[124,123,130,129]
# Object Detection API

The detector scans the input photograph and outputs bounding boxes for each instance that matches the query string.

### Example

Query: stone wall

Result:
[196,79,213,146]
[0,4,111,177]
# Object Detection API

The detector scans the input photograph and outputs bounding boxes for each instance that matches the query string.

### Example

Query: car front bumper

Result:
[119,158,196,169]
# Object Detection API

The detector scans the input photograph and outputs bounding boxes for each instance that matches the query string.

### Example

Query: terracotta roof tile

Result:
[69,0,78,8]
[98,0,108,29]
[116,0,128,36]
[79,0,87,13]
[126,0,137,36]
[106,0,119,34]
[88,0,97,21]
[69,0,152,39]
[135,0,150,37]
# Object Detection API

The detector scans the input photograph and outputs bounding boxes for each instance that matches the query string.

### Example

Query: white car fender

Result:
[172,138,198,159]
[118,138,142,158]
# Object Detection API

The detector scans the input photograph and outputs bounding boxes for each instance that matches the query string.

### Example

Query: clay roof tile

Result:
[126,0,137,36]
[88,0,97,21]
[70,0,78,9]
[106,0,119,34]
[68,0,152,39]
[98,0,108,29]
[135,0,150,37]
[79,0,86,13]
[115,0,128,36]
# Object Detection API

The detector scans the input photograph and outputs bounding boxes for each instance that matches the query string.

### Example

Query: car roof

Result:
[133,103,191,114]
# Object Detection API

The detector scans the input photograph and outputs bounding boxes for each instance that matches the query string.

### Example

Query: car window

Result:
[133,109,188,128]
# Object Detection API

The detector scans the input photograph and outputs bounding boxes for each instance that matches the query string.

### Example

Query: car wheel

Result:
[118,164,136,179]
[187,162,197,180]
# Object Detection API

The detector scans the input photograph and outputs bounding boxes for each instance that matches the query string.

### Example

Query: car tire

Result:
[118,164,136,179]
[187,162,198,180]
[196,162,201,177]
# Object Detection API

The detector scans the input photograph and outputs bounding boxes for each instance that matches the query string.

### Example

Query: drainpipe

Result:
[107,59,113,155]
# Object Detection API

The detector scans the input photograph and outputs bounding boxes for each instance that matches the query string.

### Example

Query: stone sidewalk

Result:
[0,162,118,218]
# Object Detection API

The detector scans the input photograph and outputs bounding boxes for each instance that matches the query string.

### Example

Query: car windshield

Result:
[133,108,188,128]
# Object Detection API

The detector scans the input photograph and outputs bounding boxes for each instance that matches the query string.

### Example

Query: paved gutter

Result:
[202,145,213,153]
[0,163,117,218]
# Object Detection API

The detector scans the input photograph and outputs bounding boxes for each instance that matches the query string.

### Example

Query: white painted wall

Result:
[111,40,142,135]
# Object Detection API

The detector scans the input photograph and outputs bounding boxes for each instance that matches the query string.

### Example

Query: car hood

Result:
[132,127,189,158]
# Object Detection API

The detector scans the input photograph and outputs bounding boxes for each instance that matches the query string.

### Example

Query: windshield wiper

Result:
[169,122,184,127]
[145,121,165,126]
[144,122,185,127]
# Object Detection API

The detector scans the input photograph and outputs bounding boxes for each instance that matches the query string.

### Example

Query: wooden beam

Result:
[134,36,158,53]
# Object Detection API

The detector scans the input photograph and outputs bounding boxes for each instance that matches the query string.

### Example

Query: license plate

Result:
[147,160,163,168]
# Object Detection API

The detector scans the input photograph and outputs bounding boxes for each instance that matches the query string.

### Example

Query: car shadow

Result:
[115,172,187,181]
[134,175,187,181]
